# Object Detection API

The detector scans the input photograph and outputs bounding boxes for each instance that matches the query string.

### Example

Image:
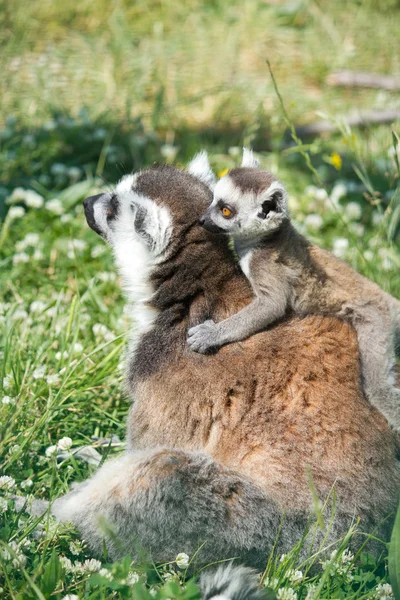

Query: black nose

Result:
[83,194,105,237]
[83,194,103,211]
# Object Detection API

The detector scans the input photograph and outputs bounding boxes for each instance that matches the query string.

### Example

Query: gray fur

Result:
[188,159,400,431]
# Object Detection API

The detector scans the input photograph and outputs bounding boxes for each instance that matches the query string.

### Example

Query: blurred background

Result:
[0,0,399,286]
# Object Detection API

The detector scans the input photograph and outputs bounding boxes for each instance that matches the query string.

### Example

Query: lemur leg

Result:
[350,306,400,431]
[52,448,304,568]
[187,297,286,354]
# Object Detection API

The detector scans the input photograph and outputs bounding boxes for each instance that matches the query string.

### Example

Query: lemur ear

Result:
[188,151,216,189]
[241,148,260,169]
[257,188,286,219]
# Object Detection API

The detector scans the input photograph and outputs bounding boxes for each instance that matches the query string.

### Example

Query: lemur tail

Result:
[199,564,265,600]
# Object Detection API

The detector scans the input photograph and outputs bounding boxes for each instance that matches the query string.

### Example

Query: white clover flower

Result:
[340,548,354,563]
[97,272,117,283]
[331,183,347,204]
[364,250,374,261]
[99,567,114,581]
[13,252,30,265]
[277,587,297,600]
[45,445,57,457]
[46,198,64,215]
[46,374,60,385]
[51,163,68,176]
[57,437,72,451]
[8,444,20,455]
[381,257,394,271]
[33,366,47,379]
[348,223,365,237]
[314,188,328,202]
[7,187,26,205]
[2,396,15,405]
[68,167,81,182]
[60,556,74,572]
[92,323,115,342]
[372,211,384,226]
[24,190,44,208]
[0,547,11,560]
[8,206,25,219]
[160,144,179,163]
[16,233,40,251]
[0,497,8,513]
[288,570,303,584]
[2,373,13,390]
[69,541,82,555]
[344,202,362,221]
[25,233,40,246]
[175,552,190,569]
[83,558,102,572]
[60,214,73,224]
[0,476,16,490]
[304,214,323,230]
[73,342,83,354]
[20,479,33,490]
[304,583,317,600]
[33,249,44,261]
[13,309,29,321]
[91,245,107,258]
[55,351,69,360]
[305,185,318,198]
[69,239,87,252]
[126,571,140,585]
[376,583,394,599]
[332,237,349,258]
[228,146,241,157]
[30,300,47,314]
[61,595,79,600]
[7,541,27,568]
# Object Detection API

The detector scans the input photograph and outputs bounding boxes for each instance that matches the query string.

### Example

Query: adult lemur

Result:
[50,159,399,599]
[188,150,400,432]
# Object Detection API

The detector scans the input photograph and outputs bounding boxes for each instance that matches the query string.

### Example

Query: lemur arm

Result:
[187,280,290,354]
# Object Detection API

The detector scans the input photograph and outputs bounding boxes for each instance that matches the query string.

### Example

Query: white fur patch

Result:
[188,151,216,189]
[241,148,260,169]
[115,174,138,196]
[239,250,253,278]
[105,184,173,343]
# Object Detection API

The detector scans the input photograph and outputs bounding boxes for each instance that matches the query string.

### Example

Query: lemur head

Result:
[198,148,289,239]
[82,157,215,305]
[83,158,214,254]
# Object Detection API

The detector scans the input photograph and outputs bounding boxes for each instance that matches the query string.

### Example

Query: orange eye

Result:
[221,206,232,218]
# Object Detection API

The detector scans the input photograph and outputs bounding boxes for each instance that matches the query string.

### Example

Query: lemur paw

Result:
[187,320,221,354]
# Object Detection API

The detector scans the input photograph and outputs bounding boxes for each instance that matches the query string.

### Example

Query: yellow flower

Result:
[331,152,342,171]
[218,168,229,178]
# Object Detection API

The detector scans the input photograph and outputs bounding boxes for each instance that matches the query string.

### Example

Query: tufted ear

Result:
[188,151,216,189]
[241,148,260,169]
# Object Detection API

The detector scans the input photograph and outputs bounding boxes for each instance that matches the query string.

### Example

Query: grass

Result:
[0,0,400,597]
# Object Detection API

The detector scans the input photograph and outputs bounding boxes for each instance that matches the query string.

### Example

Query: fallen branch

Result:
[327,70,400,91]
[294,110,400,138]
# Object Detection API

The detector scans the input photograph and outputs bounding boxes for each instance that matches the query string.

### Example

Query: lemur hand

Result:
[187,320,222,354]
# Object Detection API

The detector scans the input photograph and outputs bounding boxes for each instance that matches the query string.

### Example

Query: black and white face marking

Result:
[199,174,289,239]
[83,173,173,335]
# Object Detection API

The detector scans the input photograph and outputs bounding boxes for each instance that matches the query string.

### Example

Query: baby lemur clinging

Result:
[187,149,400,430]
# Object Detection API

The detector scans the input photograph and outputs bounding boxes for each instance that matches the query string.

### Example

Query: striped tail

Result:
[200,564,264,600]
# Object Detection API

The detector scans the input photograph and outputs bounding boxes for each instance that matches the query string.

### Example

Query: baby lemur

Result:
[187,149,400,430]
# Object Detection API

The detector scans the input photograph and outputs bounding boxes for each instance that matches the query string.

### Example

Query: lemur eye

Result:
[221,206,232,218]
